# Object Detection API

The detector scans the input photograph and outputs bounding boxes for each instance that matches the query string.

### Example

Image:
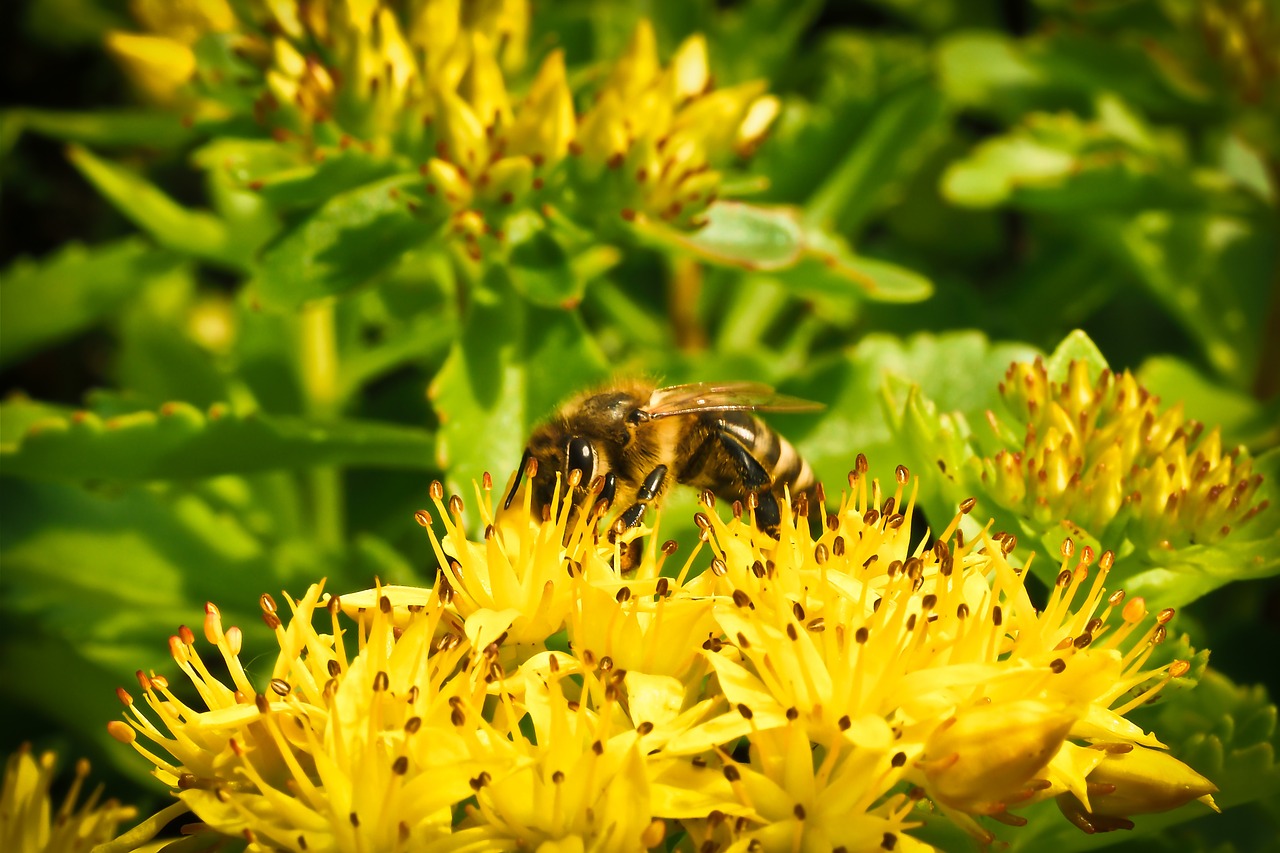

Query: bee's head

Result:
[505,422,601,517]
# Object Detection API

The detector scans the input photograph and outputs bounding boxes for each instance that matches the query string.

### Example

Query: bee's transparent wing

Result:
[643,382,824,420]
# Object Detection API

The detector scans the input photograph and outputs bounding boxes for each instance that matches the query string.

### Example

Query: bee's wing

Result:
[643,382,824,420]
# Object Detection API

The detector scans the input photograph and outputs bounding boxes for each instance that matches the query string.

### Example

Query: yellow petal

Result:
[105,31,195,104]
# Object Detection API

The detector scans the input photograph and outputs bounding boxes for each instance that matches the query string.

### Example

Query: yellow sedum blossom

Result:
[109,3,778,256]
[0,746,136,853]
[106,458,1219,850]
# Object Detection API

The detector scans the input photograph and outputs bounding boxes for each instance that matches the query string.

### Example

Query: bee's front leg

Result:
[716,430,781,534]
[616,465,668,530]
[608,465,667,574]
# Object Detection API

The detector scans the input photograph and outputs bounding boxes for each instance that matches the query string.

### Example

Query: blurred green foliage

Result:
[1,0,1278,849]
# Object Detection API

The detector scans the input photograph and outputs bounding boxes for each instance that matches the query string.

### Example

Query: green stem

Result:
[301,299,344,548]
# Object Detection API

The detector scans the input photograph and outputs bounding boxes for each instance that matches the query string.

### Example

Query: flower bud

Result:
[1085,744,1218,816]
[923,700,1076,813]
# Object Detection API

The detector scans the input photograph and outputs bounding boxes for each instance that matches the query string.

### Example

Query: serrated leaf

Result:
[774,331,1037,518]
[0,239,182,367]
[875,332,1041,525]
[0,399,437,481]
[506,222,582,308]
[0,477,292,782]
[631,202,804,271]
[66,145,242,268]
[191,140,406,210]
[255,174,440,307]
[429,267,609,494]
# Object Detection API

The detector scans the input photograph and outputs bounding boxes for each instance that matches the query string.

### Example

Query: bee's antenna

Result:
[504,448,534,510]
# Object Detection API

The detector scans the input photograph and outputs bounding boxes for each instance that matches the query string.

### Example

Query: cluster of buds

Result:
[982,358,1267,550]
[108,1,778,249]
[107,458,1217,851]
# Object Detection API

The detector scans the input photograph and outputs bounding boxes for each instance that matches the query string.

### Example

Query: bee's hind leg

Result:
[716,431,781,535]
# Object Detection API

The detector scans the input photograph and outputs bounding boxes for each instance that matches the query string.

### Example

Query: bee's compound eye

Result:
[566,438,594,484]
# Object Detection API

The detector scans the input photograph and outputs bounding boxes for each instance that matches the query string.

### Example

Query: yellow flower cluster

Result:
[982,358,1268,549]
[110,1,777,241]
[0,746,137,853]
[106,458,1218,851]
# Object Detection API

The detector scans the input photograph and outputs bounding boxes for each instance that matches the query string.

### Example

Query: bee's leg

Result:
[608,466,666,574]
[716,431,781,534]
[600,472,618,509]
[617,465,668,529]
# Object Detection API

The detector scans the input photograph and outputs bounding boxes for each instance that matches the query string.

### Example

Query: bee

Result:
[504,381,823,534]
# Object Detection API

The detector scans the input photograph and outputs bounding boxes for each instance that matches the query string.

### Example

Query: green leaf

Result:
[1138,356,1280,449]
[1044,329,1109,382]
[774,331,1037,520]
[804,83,947,237]
[0,399,438,481]
[191,139,407,210]
[0,477,289,782]
[942,133,1079,208]
[0,239,182,367]
[936,31,1046,115]
[631,202,804,271]
[1099,211,1274,389]
[66,145,242,268]
[506,213,584,308]
[255,174,441,307]
[429,267,609,494]
[4,108,193,150]
[777,225,934,303]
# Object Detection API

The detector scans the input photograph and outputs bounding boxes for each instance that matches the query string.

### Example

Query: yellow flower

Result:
[983,358,1268,549]
[572,21,779,228]
[0,746,136,853]
[109,582,510,851]
[110,456,1219,849]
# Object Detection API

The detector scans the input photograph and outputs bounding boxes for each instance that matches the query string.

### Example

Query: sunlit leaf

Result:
[0,399,437,481]
[0,239,182,367]
[804,82,946,236]
[1043,328,1108,382]
[66,145,242,268]
[254,174,442,307]
[779,225,934,303]
[630,202,804,271]
[429,266,609,495]
[4,107,193,150]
